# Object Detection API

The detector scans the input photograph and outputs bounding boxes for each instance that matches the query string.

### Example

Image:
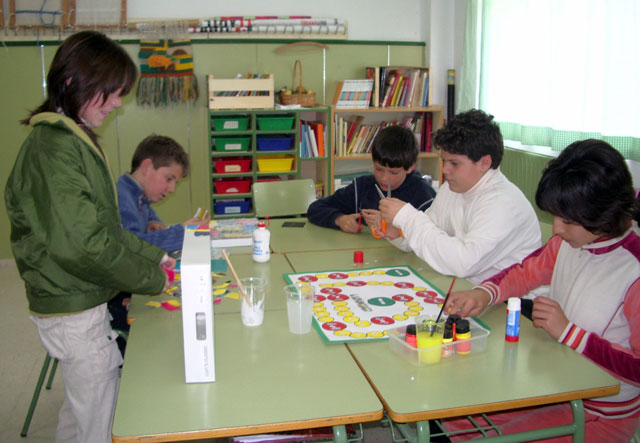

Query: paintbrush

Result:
[431,277,457,336]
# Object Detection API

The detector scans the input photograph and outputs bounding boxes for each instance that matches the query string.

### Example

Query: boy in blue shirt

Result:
[110,135,207,353]
[307,125,436,233]
[117,134,206,253]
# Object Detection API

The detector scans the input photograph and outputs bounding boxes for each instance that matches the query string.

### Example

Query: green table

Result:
[285,248,473,294]
[346,306,620,442]
[112,311,383,442]
[267,218,392,253]
[128,252,294,322]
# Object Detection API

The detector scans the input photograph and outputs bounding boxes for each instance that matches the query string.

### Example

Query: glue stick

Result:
[505,297,521,342]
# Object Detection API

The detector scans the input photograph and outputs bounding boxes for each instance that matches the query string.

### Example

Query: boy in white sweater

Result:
[379,109,541,286]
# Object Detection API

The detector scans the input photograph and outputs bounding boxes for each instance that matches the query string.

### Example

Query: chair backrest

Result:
[252,179,317,218]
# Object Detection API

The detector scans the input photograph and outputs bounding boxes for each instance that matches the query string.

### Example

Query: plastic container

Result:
[213,136,250,152]
[213,157,251,174]
[257,155,294,172]
[214,199,251,215]
[257,115,295,130]
[257,135,294,151]
[211,116,249,131]
[252,221,271,263]
[214,178,251,194]
[388,318,491,366]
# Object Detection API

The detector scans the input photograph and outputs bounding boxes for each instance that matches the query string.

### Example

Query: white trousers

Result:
[31,303,123,443]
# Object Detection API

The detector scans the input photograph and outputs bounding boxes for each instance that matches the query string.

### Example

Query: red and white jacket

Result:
[478,227,640,419]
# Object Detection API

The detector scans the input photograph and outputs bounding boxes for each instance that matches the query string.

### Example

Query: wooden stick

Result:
[431,277,456,336]
[221,249,252,307]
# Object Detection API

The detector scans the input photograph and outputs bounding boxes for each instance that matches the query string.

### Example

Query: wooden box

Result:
[207,74,275,110]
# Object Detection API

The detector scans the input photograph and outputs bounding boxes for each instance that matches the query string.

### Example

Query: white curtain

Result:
[459,0,640,160]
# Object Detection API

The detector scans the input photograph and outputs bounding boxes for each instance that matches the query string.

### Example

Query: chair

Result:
[21,353,58,437]
[20,328,128,437]
[252,179,317,218]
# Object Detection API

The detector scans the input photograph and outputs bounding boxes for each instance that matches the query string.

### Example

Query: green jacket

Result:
[5,113,166,314]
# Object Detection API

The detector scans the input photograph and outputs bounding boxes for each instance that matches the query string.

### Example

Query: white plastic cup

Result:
[240,277,267,326]
[284,283,315,334]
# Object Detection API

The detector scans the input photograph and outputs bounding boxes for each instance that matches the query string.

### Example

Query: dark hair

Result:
[433,109,503,168]
[131,135,190,177]
[21,31,137,135]
[371,125,418,170]
[536,139,637,237]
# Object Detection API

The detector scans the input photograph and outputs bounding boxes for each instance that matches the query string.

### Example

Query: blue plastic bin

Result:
[257,135,294,151]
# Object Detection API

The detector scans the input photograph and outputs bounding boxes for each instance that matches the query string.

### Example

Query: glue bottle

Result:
[252,221,271,263]
[505,297,521,342]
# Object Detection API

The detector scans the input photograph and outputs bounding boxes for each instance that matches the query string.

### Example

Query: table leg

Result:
[332,425,348,443]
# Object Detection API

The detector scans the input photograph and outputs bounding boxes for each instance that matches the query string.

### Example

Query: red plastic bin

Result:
[213,157,251,174]
[214,178,252,194]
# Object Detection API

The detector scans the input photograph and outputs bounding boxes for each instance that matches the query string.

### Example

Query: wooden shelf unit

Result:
[330,105,444,192]
[208,107,331,219]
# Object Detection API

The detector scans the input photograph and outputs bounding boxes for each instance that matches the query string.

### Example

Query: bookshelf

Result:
[209,107,331,218]
[330,105,444,193]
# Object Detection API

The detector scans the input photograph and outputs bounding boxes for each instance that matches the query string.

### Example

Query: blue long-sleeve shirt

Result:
[117,174,184,253]
[307,171,436,229]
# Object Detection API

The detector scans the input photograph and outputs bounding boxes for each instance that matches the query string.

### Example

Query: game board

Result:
[284,265,447,343]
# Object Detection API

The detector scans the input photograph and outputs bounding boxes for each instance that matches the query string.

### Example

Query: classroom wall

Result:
[0,0,467,260]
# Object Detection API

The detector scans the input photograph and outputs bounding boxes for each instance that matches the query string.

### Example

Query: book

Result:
[333,79,374,109]
[210,217,258,247]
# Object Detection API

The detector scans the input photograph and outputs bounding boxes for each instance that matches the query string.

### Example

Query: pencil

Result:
[221,249,252,307]
[431,277,456,336]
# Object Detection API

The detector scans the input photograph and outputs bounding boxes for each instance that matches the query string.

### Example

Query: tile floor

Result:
[0,259,394,443]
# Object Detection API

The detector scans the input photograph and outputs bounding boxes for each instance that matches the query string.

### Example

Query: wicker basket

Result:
[279,60,316,107]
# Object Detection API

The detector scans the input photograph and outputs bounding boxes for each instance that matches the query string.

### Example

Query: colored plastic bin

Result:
[257,135,294,151]
[213,136,250,152]
[214,199,251,215]
[257,115,294,130]
[257,155,294,173]
[214,178,252,194]
[211,116,249,132]
[213,157,251,174]
[388,318,490,366]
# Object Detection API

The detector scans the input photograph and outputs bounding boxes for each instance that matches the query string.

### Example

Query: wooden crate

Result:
[207,74,274,110]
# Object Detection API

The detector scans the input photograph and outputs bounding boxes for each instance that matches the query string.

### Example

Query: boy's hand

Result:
[183,217,206,227]
[379,198,408,223]
[147,221,166,231]
[335,214,362,233]
[445,289,491,317]
[532,296,569,340]
[161,256,177,270]
[360,209,381,228]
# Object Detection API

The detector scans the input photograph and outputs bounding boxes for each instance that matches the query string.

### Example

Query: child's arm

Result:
[308,181,360,230]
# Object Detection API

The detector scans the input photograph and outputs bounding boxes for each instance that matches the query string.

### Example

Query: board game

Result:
[284,265,447,343]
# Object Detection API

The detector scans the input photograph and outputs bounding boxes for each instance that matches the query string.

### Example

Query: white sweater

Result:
[391,168,541,285]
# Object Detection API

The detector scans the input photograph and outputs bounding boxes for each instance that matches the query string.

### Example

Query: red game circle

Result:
[347,280,367,287]
[392,294,413,302]
[371,316,395,325]
[394,282,415,289]
[320,287,343,295]
[298,275,318,282]
[322,321,347,331]
[328,272,349,279]
[314,295,326,302]
[327,294,349,301]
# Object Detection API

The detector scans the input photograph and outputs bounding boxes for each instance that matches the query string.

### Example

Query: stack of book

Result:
[210,217,258,248]
[300,120,326,158]
[366,66,430,108]
[334,113,432,156]
[332,79,374,109]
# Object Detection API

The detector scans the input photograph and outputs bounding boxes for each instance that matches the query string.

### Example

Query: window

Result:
[459,0,640,161]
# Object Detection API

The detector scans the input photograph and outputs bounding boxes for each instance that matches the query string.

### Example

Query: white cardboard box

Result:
[180,227,215,383]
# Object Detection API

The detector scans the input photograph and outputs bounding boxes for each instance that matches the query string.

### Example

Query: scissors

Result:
[371,183,403,239]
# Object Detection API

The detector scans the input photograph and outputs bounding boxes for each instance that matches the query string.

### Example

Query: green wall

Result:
[0,39,425,259]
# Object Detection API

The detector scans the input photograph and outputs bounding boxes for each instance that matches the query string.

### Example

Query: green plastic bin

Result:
[212,116,249,132]
[213,136,250,152]
[257,116,295,130]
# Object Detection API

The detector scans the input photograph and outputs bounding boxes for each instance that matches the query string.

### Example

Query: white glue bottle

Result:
[505,297,521,342]
[252,221,271,263]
